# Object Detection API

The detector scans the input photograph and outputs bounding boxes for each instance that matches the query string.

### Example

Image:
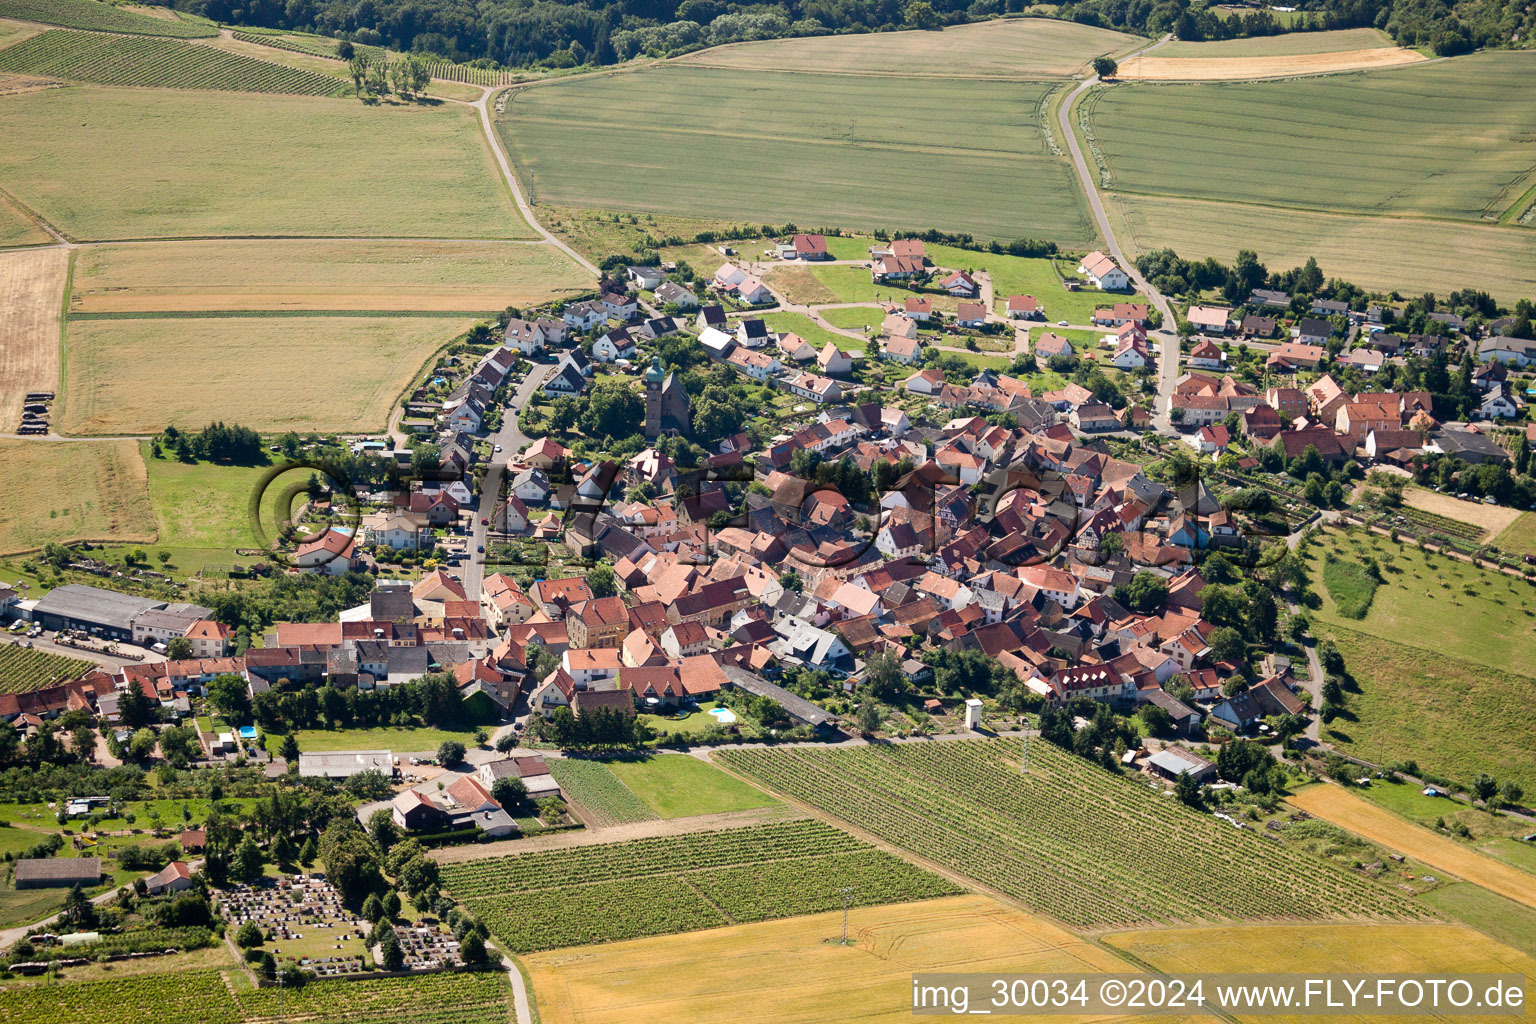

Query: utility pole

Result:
[840,885,854,944]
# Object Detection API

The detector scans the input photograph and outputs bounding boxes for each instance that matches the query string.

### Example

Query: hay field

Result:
[0,85,533,240]
[1151,26,1394,56]
[0,440,154,552]
[0,247,65,429]
[61,315,468,434]
[0,192,50,246]
[1085,53,1536,222]
[1287,785,1536,911]
[498,67,1098,246]
[1492,511,1536,558]
[1103,194,1536,303]
[1117,46,1425,80]
[1401,486,1521,540]
[70,240,588,313]
[525,895,1199,1024]
[675,18,1136,77]
[1105,919,1536,1022]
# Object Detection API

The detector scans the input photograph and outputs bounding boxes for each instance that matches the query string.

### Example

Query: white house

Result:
[817,343,853,376]
[504,318,549,355]
[726,346,781,381]
[294,529,356,576]
[1188,338,1224,370]
[593,328,636,363]
[562,300,608,332]
[655,281,697,308]
[736,275,773,304]
[511,467,552,503]
[1186,305,1231,335]
[626,265,664,290]
[1078,250,1129,291]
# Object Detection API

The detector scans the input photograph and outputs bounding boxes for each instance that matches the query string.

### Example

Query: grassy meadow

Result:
[62,314,468,434]
[70,240,588,313]
[759,311,847,349]
[1492,512,1536,558]
[1085,53,1536,223]
[1422,884,1536,959]
[675,18,1136,77]
[1355,777,1536,877]
[498,66,1098,245]
[602,754,779,819]
[0,440,155,553]
[1302,530,1536,792]
[0,86,533,240]
[1104,192,1536,305]
[0,193,50,247]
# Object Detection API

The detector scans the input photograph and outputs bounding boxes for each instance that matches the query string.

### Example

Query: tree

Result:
[1498,780,1524,807]
[1473,773,1499,803]
[206,673,252,724]
[494,732,518,754]
[367,808,400,851]
[1207,626,1246,664]
[348,55,366,92]
[60,884,98,930]
[855,703,882,735]
[862,651,906,701]
[234,835,265,883]
[1174,770,1204,809]
[903,0,940,27]
[365,61,388,96]
[167,636,193,660]
[407,57,430,95]
[279,734,300,763]
[1092,56,1118,78]
[459,932,487,965]
[491,776,528,810]
[236,921,265,948]
[1137,705,1172,737]
[376,925,404,971]
[298,836,318,866]
[363,893,385,922]
[437,740,466,766]
[1114,572,1168,614]
[587,563,617,598]
[318,819,383,902]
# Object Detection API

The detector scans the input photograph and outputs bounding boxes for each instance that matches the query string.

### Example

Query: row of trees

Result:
[155,422,266,465]
[346,54,431,99]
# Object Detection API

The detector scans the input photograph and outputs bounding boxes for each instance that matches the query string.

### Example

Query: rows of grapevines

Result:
[717,740,1427,928]
[235,970,508,1023]
[0,972,238,1024]
[0,30,342,94]
[467,876,727,953]
[0,0,215,37]
[0,644,93,693]
[691,849,963,923]
[440,819,862,897]
[545,758,657,827]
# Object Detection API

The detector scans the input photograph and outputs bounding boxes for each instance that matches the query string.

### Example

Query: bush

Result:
[235,920,264,948]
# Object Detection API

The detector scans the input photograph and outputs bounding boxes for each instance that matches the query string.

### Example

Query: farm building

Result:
[721,665,836,730]
[298,750,395,780]
[32,584,168,642]
[1146,747,1215,784]
[14,857,102,889]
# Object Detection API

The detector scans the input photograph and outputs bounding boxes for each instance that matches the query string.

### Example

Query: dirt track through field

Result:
[1118,46,1426,80]
[428,803,805,864]
[0,247,65,430]
[1287,785,1536,911]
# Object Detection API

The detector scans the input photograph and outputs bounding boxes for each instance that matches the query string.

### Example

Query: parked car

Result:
[477,544,485,553]
[1058,320,1069,327]
[480,517,488,525]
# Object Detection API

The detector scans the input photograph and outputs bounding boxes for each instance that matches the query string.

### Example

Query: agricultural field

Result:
[1084,53,1536,223]
[0,86,532,240]
[525,894,1209,1024]
[716,739,1423,928]
[441,818,962,952]
[547,756,660,826]
[0,644,93,692]
[602,754,779,819]
[1151,26,1396,56]
[0,30,342,94]
[138,451,291,573]
[1102,919,1536,1005]
[69,240,588,314]
[1355,777,1536,877]
[1492,511,1536,557]
[1421,884,1536,959]
[0,247,65,430]
[61,315,468,435]
[1287,784,1536,912]
[0,192,50,247]
[1116,45,1424,80]
[0,0,215,36]
[1400,485,1522,540]
[1103,192,1536,304]
[675,18,1136,77]
[0,439,155,553]
[498,67,1098,246]
[273,724,482,753]
[0,966,512,1024]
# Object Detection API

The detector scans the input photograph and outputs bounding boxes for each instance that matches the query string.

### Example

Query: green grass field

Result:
[1492,512,1536,558]
[602,754,779,819]
[0,86,532,240]
[1085,53,1536,223]
[818,305,886,331]
[0,30,342,93]
[63,314,468,435]
[1422,883,1536,958]
[1153,26,1393,57]
[499,66,1097,245]
[758,311,848,349]
[0,0,215,36]
[265,725,480,754]
[1320,551,1380,618]
[1355,779,1536,876]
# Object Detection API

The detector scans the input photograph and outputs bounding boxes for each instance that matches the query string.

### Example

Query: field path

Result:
[1287,784,1536,910]
[1057,51,1180,427]
[473,88,599,278]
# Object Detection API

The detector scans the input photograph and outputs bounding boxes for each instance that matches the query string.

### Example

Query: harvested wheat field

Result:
[0,247,65,428]
[62,314,469,434]
[525,894,1205,1024]
[0,439,154,552]
[1105,920,1536,1023]
[1116,46,1426,80]
[1288,785,1536,911]
[1401,486,1521,540]
[69,240,590,314]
